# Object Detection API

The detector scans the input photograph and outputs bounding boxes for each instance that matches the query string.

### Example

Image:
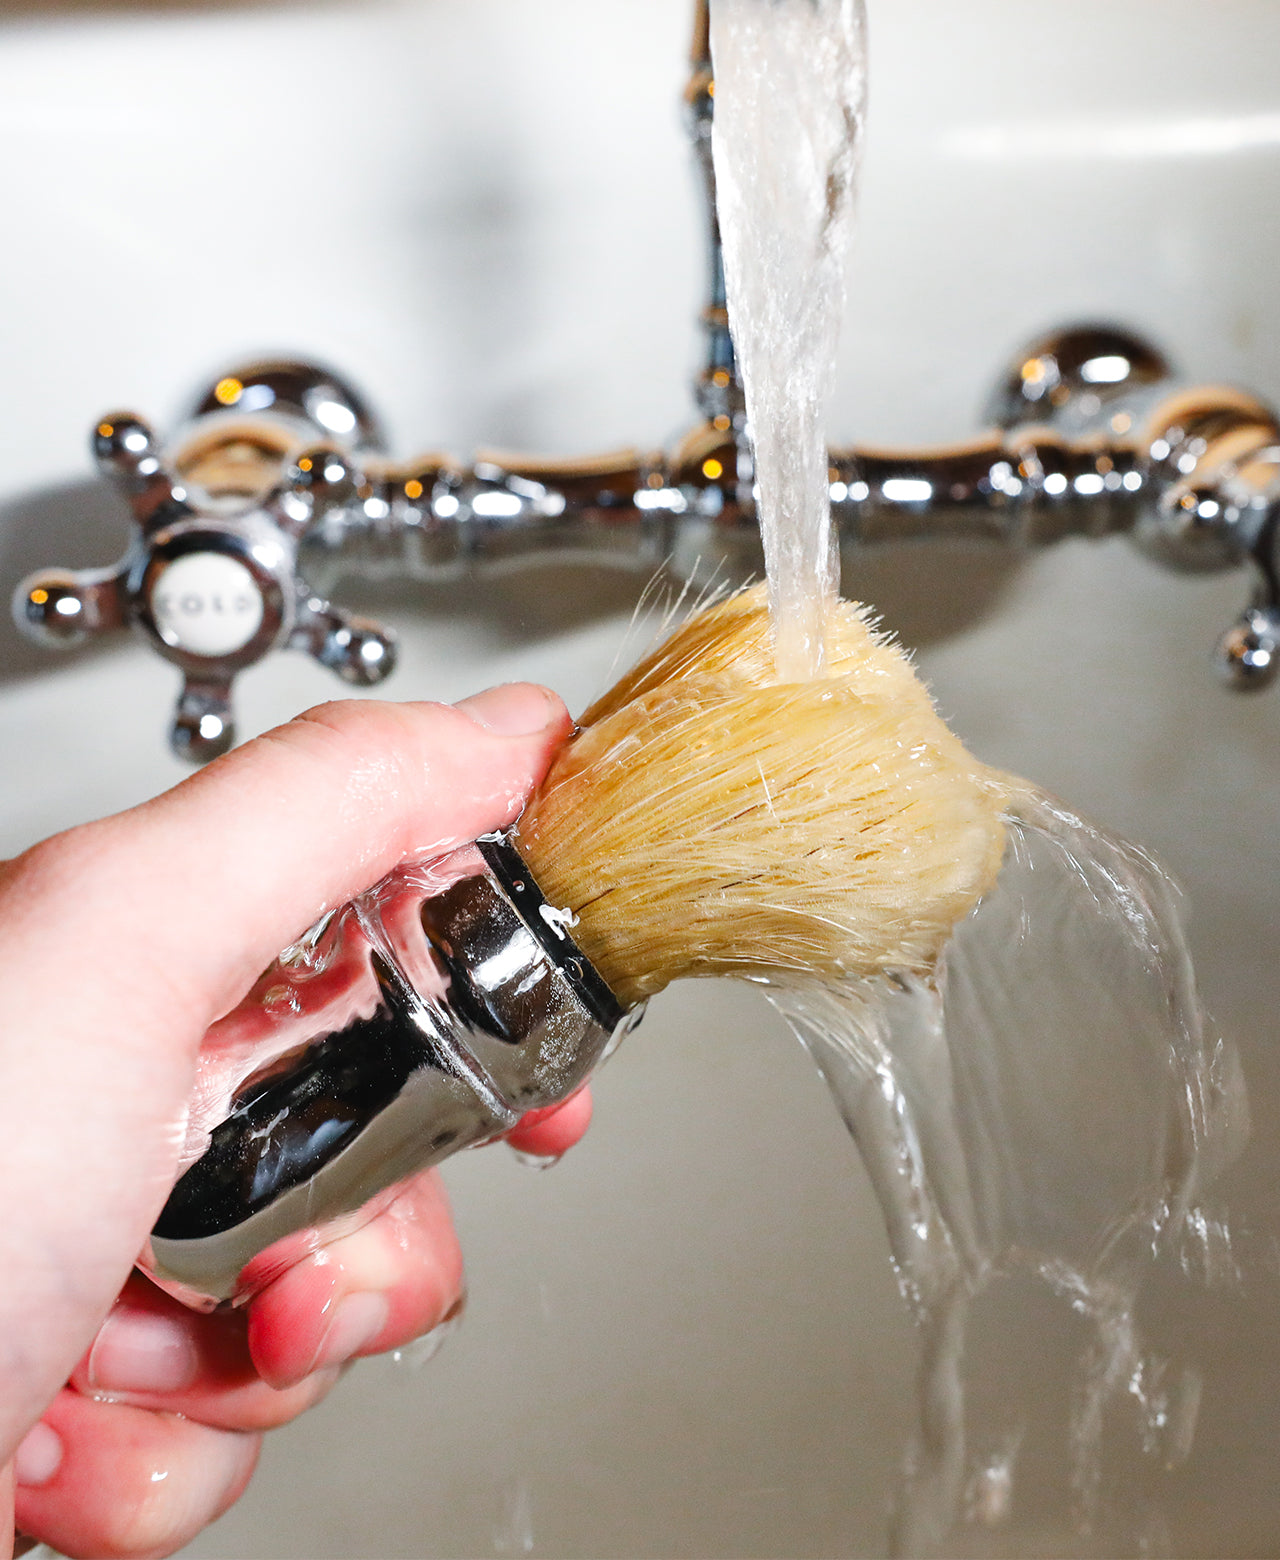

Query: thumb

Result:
[7,683,570,1026]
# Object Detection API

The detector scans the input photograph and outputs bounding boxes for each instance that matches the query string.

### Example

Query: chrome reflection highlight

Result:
[16,323,1280,758]
[142,836,631,1308]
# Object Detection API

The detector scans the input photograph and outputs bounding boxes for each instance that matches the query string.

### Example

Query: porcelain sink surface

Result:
[1,2,1279,1555]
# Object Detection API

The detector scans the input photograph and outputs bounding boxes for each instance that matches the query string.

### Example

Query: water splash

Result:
[763,789,1248,1552]
[388,1311,462,1372]
[706,4,1246,1546]
[492,1477,535,1556]
[709,0,867,680]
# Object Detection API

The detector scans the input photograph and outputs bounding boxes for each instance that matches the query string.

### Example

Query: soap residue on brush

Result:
[710,0,866,680]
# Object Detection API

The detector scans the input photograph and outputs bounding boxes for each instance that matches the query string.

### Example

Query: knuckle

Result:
[0,826,125,939]
[95,1485,188,1559]
[288,697,449,755]
[259,698,388,761]
[95,1429,255,1559]
[255,699,456,807]
[7,822,103,895]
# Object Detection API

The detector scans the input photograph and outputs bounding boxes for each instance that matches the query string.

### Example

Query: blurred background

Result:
[2,1,1280,1554]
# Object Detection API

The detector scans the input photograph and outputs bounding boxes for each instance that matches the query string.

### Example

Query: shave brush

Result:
[142,585,1010,1308]
[515,585,1009,1006]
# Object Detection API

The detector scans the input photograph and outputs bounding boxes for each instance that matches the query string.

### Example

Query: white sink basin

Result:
[2,2,1279,1555]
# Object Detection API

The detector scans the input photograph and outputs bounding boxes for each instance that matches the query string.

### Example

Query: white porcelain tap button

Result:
[149,552,265,657]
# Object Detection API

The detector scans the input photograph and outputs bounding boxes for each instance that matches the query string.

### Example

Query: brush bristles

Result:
[515,586,1009,1008]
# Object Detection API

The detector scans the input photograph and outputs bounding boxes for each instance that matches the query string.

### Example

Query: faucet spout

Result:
[686,0,741,429]
[296,327,1280,635]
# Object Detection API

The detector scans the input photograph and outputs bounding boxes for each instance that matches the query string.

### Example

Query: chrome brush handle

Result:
[141,837,632,1311]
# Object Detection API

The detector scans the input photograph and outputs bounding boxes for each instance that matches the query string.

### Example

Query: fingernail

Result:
[456,683,560,737]
[14,1420,62,1487]
[314,1292,389,1372]
[87,1305,200,1395]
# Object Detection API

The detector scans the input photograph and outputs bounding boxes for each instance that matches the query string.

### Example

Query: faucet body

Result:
[11,0,1280,755]
[15,326,1280,758]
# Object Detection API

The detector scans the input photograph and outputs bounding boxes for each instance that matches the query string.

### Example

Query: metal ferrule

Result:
[140,838,633,1310]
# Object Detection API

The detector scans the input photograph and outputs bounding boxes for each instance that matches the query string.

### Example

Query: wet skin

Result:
[0,686,589,1560]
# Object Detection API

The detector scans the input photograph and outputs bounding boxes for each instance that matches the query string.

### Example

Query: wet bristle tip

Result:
[514,585,1010,1008]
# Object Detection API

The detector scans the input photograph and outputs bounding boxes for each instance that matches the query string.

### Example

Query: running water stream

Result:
[765,792,1247,1551]
[707,2,1249,1550]
[710,0,865,679]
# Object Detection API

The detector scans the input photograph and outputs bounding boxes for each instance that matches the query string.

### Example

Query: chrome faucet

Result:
[13,3,1280,761]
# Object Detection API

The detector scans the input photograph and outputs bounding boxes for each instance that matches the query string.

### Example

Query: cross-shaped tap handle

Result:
[12,363,399,762]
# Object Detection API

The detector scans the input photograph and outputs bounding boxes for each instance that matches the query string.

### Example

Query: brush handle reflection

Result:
[139,842,629,1311]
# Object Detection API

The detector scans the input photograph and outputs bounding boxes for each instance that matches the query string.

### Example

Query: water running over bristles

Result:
[517,587,1007,1009]
[517,588,1247,1550]
[710,0,866,679]
[766,793,1247,1549]
[527,2,1245,1548]
[702,0,1244,1545]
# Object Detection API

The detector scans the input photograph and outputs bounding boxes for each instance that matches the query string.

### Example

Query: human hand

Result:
[0,685,588,1559]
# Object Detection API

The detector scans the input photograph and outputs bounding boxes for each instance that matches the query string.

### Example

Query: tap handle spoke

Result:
[94,413,189,534]
[267,444,359,538]
[1217,607,1280,690]
[290,597,398,688]
[12,363,400,762]
[1217,501,1280,690]
[172,675,237,764]
[12,563,129,648]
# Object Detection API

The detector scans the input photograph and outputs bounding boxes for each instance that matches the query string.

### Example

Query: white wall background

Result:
[2,1,1280,1555]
